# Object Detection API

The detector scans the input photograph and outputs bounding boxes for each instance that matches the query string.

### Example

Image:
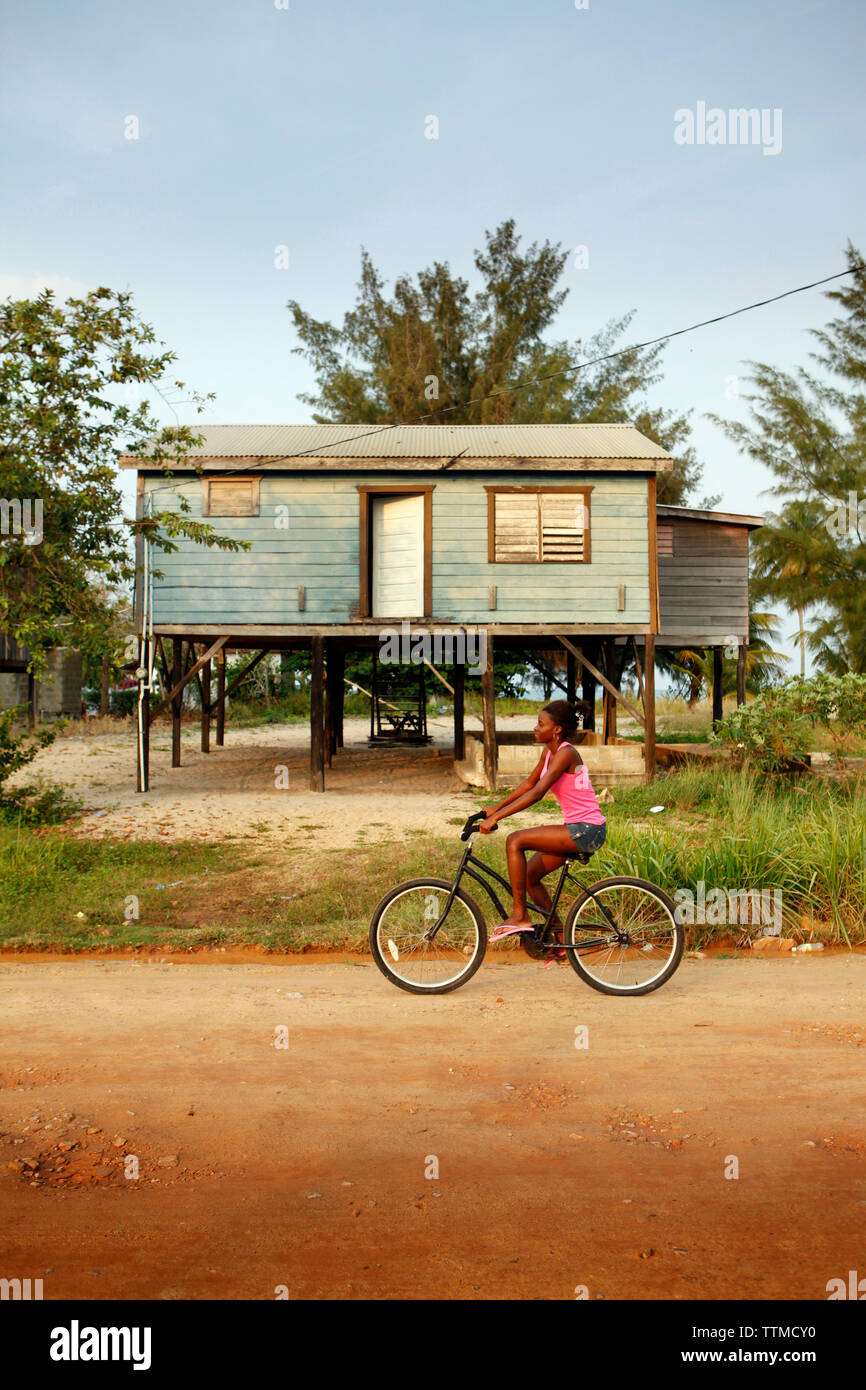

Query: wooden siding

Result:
[141,471,651,628]
[658,520,749,644]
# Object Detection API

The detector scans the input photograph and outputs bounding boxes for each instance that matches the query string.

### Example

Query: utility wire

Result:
[140,265,857,501]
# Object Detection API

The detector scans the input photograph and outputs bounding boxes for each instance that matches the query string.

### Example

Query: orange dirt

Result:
[2,954,865,1300]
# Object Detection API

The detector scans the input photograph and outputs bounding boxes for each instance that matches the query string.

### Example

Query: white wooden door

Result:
[372,494,424,617]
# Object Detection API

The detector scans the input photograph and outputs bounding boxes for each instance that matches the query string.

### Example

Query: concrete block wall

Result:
[0,649,83,720]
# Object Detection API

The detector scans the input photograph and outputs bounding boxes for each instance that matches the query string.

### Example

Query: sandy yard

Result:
[28,715,500,845]
[1,954,865,1300]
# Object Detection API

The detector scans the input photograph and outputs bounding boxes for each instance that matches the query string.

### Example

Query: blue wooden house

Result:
[120,424,761,790]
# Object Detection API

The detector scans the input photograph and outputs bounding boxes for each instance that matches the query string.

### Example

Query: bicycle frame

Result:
[428,828,622,953]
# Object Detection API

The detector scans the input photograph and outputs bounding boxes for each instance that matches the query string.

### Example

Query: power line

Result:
[141,265,856,500]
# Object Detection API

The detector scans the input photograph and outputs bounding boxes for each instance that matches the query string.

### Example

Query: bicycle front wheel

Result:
[369,878,487,994]
[564,876,684,996]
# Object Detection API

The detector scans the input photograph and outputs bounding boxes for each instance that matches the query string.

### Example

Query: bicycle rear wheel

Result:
[564,876,684,995]
[369,878,486,994]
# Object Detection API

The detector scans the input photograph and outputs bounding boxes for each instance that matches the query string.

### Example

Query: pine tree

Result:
[288,220,717,507]
[711,242,866,673]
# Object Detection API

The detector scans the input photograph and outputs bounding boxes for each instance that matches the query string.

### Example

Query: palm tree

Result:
[751,499,827,677]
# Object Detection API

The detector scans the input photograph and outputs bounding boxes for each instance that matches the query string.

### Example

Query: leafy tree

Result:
[0,286,248,678]
[79,586,134,714]
[710,242,866,674]
[289,220,718,507]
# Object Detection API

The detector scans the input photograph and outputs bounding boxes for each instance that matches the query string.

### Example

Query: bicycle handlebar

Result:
[460,811,498,841]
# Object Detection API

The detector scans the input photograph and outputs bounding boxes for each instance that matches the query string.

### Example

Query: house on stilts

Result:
[120,424,762,791]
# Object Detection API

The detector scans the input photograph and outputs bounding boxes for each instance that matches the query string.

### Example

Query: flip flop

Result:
[489,923,534,941]
[540,950,568,969]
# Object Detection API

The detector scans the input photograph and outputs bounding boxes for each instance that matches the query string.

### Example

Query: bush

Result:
[0,780,83,826]
[82,684,139,718]
[0,706,56,785]
[711,674,866,772]
[110,687,138,717]
[0,706,80,824]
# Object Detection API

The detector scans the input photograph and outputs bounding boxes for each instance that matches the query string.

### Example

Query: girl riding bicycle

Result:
[478,699,606,943]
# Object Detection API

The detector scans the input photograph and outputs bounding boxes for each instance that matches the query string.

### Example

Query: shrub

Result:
[711,674,866,772]
[0,707,81,824]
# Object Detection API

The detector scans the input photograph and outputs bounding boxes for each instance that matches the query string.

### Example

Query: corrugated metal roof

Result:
[121,422,672,461]
[657,504,764,528]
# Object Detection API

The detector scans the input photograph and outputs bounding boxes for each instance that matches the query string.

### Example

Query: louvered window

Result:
[541,493,585,561]
[489,488,590,564]
[657,523,674,557]
[202,476,261,517]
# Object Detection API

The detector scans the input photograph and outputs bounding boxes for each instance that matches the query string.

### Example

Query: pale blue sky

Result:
[3,0,864,664]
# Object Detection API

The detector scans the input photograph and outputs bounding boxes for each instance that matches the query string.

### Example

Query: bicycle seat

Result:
[562,849,594,864]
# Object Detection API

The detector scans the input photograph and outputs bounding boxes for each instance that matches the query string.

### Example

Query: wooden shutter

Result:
[206,478,259,516]
[540,493,585,562]
[494,493,539,561]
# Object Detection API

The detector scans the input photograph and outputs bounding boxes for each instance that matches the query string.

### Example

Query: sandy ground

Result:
[2,954,865,1301]
[31,716,496,844]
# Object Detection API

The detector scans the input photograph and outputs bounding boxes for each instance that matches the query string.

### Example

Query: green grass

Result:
[2,764,865,952]
[622,728,712,744]
[603,765,866,947]
[0,829,247,951]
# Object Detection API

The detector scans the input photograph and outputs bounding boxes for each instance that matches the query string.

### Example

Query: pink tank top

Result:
[541,742,606,826]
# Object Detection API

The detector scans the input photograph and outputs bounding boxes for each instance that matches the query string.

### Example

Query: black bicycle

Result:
[369,811,684,996]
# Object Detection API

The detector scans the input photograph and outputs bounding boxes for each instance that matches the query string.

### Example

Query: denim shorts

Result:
[565,820,607,852]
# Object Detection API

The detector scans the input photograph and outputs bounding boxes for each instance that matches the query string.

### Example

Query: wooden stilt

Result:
[216,647,226,745]
[581,641,596,732]
[201,657,211,752]
[558,635,644,731]
[630,635,645,707]
[736,642,747,707]
[324,640,336,767]
[713,646,724,727]
[481,633,497,791]
[603,642,631,742]
[147,637,227,724]
[644,634,656,784]
[566,647,576,705]
[335,646,345,749]
[155,636,171,694]
[602,692,613,743]
[171,640,183,767]
[601,641,615,743]
[310,636,325,791]
[453,661,465,761]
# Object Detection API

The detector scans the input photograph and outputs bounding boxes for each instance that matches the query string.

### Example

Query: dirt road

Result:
[1,954,864,1300]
